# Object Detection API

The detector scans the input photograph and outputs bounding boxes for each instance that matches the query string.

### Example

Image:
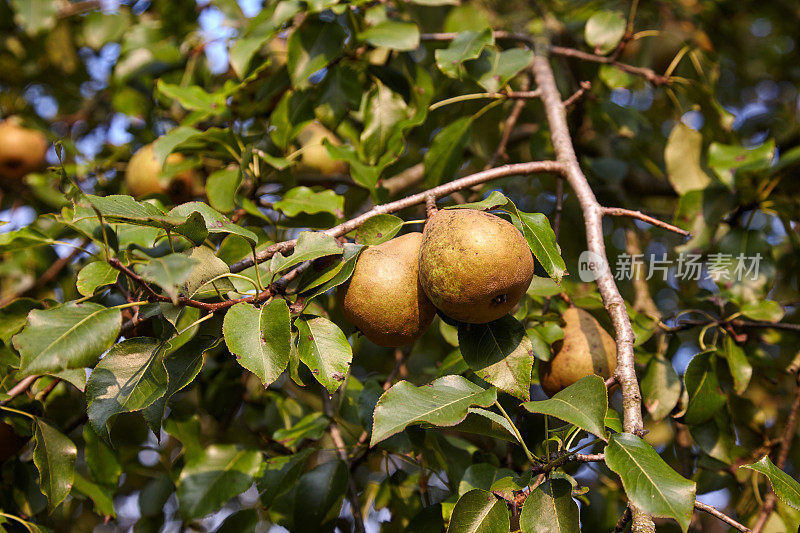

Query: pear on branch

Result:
[0,117,48,182]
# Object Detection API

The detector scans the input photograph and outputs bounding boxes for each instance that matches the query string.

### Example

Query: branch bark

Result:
[603,207,690,236]
[1,375,39,405]
[694,501,751,532]
[230,160,563,273]
[531,41,652,532]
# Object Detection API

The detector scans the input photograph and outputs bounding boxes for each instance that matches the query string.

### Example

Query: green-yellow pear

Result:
[539,307,617,397]
[0,117,48,181]
[338,232,436,347]
[418,209,534,324]
[297,122,346,175]
[125,143,198,200]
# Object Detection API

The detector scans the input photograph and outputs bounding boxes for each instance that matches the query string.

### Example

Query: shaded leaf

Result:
[742,456,800,510]
[585,11,626,55]
[273,412,328,448]
[464,47,533,92]
[435,29,494,78]
[683,351,725,426]
[258,449,314,508]
[424,116,472,187]
[720,336,752,395]
[287,19,346,88]
[459,463,515,496]
[371,375,497,446]
[665,123,713,195]
[520,479,580,533]
[641,356,681,421]
[135,253,197,304]
[33,420,76,508]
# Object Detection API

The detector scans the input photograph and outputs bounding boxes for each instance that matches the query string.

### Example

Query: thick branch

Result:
[532,41,652,533]
[230,160,563,273]
[694,501,750,532]
[603,207,690,236]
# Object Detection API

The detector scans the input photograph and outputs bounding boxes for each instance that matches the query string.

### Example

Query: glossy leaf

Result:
[740,299,784,322]
[223,300,291,387]
[522,375,607,439]
[435,29,494,78]
[270,231,343,273]
[458,315,533,400]
[273,186,344,218]
[86,338,168,438]
[177,445,263,520]
[14,302,121,375]
[464,47,533,92]
[605,433,696,532]
[33,420,76,508]
[447,488,509,533]
[354,214,404,245]
[371,375,497,446]
[742,456,800,510]
[295,315,352,394]
[76,261,119,296]
[683,351,725,426]
[520,479,580,533]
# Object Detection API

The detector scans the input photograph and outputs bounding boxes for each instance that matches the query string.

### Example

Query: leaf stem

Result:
[0,404,37,420]
[495,401,540,464]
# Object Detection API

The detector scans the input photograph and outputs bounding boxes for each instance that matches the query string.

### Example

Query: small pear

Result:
[126,143,198,200]
[539,307,617,397]
[297,122,346,175]
[338,232,436,347]
[0,117,48,181]
[418,209,534,323]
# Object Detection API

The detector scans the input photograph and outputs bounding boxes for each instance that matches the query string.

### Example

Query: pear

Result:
[539,307,617,397]
[418,209,534,324]
[0,117,48,181]
[338,232,436,347]
[126,143,198,200]
[297,122,346,175]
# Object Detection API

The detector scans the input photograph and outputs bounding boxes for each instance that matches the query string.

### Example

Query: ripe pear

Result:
[539,307,617,397]
[418,209,534,324]
[0,117,48,181]
[338,232,436,347]
[125,143,198,200]
[297,122,346,175]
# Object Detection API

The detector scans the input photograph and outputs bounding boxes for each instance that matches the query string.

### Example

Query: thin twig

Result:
[562,81,592,107]
[751,374,800,532]
[485,76,533,169]
[694,501,750,532]
[532,37,652,532]
[230,160,563,273]
[603,207,689,236]
[1,375,39,405]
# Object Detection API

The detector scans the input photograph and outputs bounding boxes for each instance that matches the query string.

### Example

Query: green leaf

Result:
[82,425,121,487]
[0,226,54,252]
[14,302,121,375]
[287,19,346,88]
[257,449,314,507]
[424,116,472,187]
[354,214,404,245]
[520,479,580,533]
[270,231,343,273]
[447,489,509,533]
[708,140,774,185]
[740,300,784,322]
[464,47,533,92]
[371,375,497,446]
[177,445,263,520]
[683,351,725,426]
[168,202,258,244]
[641,356,681,421]
[152,126,203,166]
[323,141,382,189]
[206,168,241,213]
[298,244,364,306]
[0,298,43,344]
[72,472,115,517]
[359,81,410,165]
[157,82,220,113]
[665,123,713,195]
[452,407,518,442]
[523,375,607,439]
[223,300,291,387]
[273,412,328,448]
[142,336,218,433]
[359,20,420,51]
[287,460,349,530]
[584,11,626,55]
[269,90,314,149]
[184,246,235,298]
[435,29,494,78]
[742,456,800,510]
[33,420,76,508]
[230,35,271,79]
[273,186,344,218]
[76,261,119,296]
[605,433,696,532]
[296,315,352,394]
[513,211,566,283]
[458,315,533,400]
[720,336,752,395]
[458,463,515,496]
[10,0,57,34]
[135,253,198,304]
[86,338,168,439]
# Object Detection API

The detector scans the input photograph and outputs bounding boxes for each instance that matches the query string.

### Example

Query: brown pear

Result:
[0,117,48,181]
[297,122,346,175]
[539,307,617,397]
[125,143,198,200]
[418,209,534,324]
[338,232,436,347]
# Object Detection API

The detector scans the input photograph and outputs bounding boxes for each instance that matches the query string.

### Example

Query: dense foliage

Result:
[1,0,799,532]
